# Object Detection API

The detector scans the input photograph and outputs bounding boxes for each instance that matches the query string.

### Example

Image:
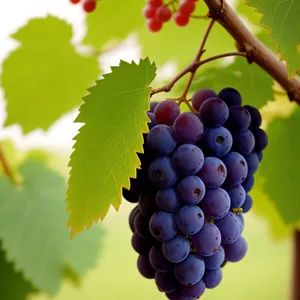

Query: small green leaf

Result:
[66,58,156,237]
[245,0,300,77]
[1,15,100,133]
[0,160,104,294]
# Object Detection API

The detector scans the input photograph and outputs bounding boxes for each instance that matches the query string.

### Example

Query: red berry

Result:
[143,5,157,19]
[83,0,96,13]
[148,0,163,7]
[70,0,81,3]
[147,18,163,32]
[174,12,190,26]
[178,0,195,15]
[156,6,172,22]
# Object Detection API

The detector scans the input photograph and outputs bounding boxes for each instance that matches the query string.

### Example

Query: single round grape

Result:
[149,245,173,272]
[232,129,255,156]
[199,98,229,128]
[197,157,227,189]
[214,212,242,244]
[203,268,223,289]
[150,101,159,112]
[131,232,151,255]
[143,5,157,19]
[156,188,181,213]
[225,185,246,209]
[154,100,180,125]
[225,106,251,132]
[162,235,190,263]
[245,152,259,175]
[200,188,230,220]
[256,151,263,162]
[242,174,254,193]
[83,0,97,13]
[202,127,233,158]
[223,236,248,262]
[178,0,195,15]
[147,112,158,130]
[176,176,206,205]
[147,124,177,157]
[180,280,206,298]
[149,211,177,241]
[155,271,177,293]
[156,5,172,22]
[174,253,205,286]
[137,254,156,279]
[123,188,139,203]
[218,87,242,107]
[148,0,163,7]
[192,222,221,256]
[192,88,217,111]
[70,0,81,4]
[175,205,205,235]
[148,157,178,189]
[139,194,157,218]
[237,213,244,234]
[172,144,204,176]
[222,152,248,186]
[203,246,225,270]
[147,18,163,32]
[166,290,194,300]
[173,12,190,26]
[241,194,253,213]
[173,112,204,143]
[134,211,152,239]
[253,128,268,152]
[243,105,262,130]
[129,205,140,232]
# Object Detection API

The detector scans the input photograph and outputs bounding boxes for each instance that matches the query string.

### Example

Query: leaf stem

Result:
[0,143,19,185]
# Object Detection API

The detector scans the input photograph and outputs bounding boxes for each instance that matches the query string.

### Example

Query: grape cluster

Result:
[143,0,199,32]
[124,87,268,299]
[69,0,97,13]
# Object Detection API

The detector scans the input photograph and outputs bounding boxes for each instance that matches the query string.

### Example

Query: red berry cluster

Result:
[143,0,198,32]
[69,0,97,13]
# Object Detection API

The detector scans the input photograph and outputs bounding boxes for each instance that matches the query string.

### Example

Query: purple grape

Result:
[134,211,152,239]
[149,211,177,242]
[154,100,180,126]
[200,188,230,220]
[256,151,263,162]
[148,157,178,189]
[137,254,156,279]
[191,88,217,111]
[237,213,244,234]
[203,268,223,288]
[172,144,204,176]
[203,246,225,270]
[176,176,206,205]
[245,152,259,175]
[201,127,233,158]
[150,101,159,112]
[214,212,242,244]
[162,235,190,263]
[123,188,139,203]
[156,189,181,213]
[129,205,140,233]
[147,112,158,130]
[232,129,255,156]
[139,194,157,218]
[197,157,227,188]
[149,245,173,272]
[222,152,248,186]
[199,98,229,128]
[225,185,246,209]
[242,174,254,193]
[253,128,268,152]
[192,222,221,256]
[180,280,206,298]
[241,194,253,213]
[218,87,242,107]
[147,125,177,157]
[174,253,205,286]
[131,232,151,255]
[175,205,205,235]
[155,271,177,293]
[225,106,251,132]
[223,236,248,262]
[166,291,194,300]
[173,112,204,143]
[243,105,262,130]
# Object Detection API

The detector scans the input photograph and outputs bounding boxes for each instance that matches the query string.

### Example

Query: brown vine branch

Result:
[0,143,18,185]
[203,0,300,105]
[292,230,300,300]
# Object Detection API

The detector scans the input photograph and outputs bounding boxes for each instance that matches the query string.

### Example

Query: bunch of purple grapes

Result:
[123,87,268,299]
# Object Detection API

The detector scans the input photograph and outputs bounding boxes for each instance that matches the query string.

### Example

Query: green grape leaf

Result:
[245,0,300,77]
[0,160,104,294]
[258,109,300,224]
[66,58,156,237]
[83,0,144,48]
[1,15,100,134]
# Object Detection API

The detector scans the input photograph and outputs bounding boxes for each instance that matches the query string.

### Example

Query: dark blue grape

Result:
[232,130,255,156]
[253,128,268,152]
[222,152,248,186]
[131,232,151,255]
[149,245,173,272]
[192,88,217,111]
[176,176,206,205]
[203,268,223,288]
[218,87,242,107]
[166,291,195,300]
[147,112,158,130]
[242,174,254,193]
[155,271,177,293]
[256,151,263,162]
[203,246,225,270]
[197,157,227,188]
[223,236,248,262]
[192,222,221,256]
[162,235,190,263]
[175,205,205,235]
[148,157,178,189]
[139,194,157,218]
[134,211,152,239]
[225,185,246,209]
[156,189,181,213]
[237,213,244,234]
[172,144,204,176]
[243,105,262,130]
[180,280,206,298]
[200,188,230,220]
[149,211,177,242]
[225,105,251,132]
[150,101,159,112]
[199,98,229,128]
[245,152,259,175]
[137,254,156,279]
[129,205,140,233]
[123,188,139,203]
[154,100,180,126]
[241,194,253,213]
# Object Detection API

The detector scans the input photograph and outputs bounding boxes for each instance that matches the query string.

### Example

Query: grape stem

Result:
[0,143,19,185]
[292,230,300,300]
